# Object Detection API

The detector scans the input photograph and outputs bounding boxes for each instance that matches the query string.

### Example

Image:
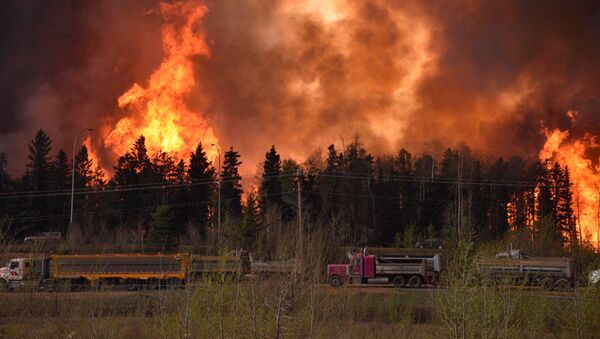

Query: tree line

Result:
[0,129,584,252]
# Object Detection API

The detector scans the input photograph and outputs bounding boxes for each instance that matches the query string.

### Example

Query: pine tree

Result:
[188,143,215,234]
[260,145,283,212]
[241,192,260,248]
[396,149,416,230]
[147,205,178,250]
[221,147,243,219]
[0,153,12,217]
[557,166,577,247]
[26,129,52,191]
[74,145,94,189]
[49,149,71,230]
[51,150,70,190]
[113,135,156,228]
[23,129,53,233]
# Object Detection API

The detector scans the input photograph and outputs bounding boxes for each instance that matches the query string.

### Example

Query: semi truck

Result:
[0,253,189,291]
[0,252,257,292]
[327,248,444,288]
[476,250,575,290]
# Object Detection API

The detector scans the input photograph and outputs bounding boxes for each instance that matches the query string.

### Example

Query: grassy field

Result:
[0,280,597,339]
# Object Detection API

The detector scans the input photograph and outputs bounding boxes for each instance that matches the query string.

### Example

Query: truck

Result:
[0,253,189,291]
[327,248,444,288]
[476,250,575,290]
[189,252,250,280]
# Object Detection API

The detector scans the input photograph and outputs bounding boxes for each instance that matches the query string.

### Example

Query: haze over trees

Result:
[0,129,584,254]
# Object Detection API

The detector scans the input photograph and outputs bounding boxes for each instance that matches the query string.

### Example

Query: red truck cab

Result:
[328,250,442,288]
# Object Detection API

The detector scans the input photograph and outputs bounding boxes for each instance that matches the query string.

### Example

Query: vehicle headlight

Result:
[589,270,600,284]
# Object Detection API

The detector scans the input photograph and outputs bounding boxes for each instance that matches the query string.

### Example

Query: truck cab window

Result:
[9,261,18,269]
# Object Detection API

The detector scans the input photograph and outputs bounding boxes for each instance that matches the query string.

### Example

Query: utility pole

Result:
[596,184,599,249]
[70,128,93,225]
[431,153,435,182]
[297,169,303,264]
[212,144,221,248]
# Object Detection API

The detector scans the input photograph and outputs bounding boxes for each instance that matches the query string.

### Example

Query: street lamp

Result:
[70,128,93,225]
[211,144,221,247]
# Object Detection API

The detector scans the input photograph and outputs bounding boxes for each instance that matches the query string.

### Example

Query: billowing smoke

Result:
[1,0,599,176]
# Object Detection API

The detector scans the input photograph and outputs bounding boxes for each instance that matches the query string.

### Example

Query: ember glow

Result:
[103,1,218,164]
[540,113,600,247]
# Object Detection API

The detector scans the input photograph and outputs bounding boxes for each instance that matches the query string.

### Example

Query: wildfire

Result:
[104,1,219,165]
[540,111,600,248]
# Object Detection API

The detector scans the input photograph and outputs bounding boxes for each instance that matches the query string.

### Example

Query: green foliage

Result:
[147,205,178,251]
[188,142,215,234]
[260,145,283,211]
[221,147,243,219]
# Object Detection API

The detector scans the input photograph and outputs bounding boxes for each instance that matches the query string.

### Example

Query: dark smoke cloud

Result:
[1,0,599,176]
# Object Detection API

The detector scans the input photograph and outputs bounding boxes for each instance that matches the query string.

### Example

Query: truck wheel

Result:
[125,279,139,291]
[329,275,342,288]
[408,276,422,288]
[554,279,571,291]
[0,280,9,292]
[41,279,56,292]
[540,278,554,291]
[393,276,406,288]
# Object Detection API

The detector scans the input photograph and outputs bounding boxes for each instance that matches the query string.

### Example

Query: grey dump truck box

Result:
[375,256,427,276]
[52,254,185,278]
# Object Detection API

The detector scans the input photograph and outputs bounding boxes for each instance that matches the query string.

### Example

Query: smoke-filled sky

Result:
[1,0,600,176]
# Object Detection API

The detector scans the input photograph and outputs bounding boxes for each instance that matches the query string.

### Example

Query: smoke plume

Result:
[1,0,599,175]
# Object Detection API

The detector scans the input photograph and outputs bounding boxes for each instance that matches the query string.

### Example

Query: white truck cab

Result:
[0,258,28,290]
[0,257,50,291]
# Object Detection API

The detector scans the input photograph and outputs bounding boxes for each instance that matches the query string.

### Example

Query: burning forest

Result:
[2,1,600,337]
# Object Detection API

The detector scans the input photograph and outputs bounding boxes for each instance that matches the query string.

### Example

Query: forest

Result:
[0,128,589,255]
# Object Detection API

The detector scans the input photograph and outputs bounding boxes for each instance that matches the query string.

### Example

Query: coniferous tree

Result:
[51,150,70,190]
[557,166,577,247]
[320,144,341,218]
[26,129,53,191]
[221,147,243,219]
[240,192,260,248]
[188,143,215,234]
[23,129,53,233]
[147,204,177,250]
[260,145,283,212]
[0,153,12,217]
[49,150,71,230]
[113,135,155,228]
[396,149,416,230]
[74,145,94,189]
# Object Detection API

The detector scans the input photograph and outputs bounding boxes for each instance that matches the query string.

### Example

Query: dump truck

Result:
[327,248,443,288]
[476,250,575,290]
[0,253,189,291]
[189,252,250,280]
[250,258,299,277]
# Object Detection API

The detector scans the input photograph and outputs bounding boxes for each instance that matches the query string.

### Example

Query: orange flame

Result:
[83,136,108,182]
[104,1,219,164]
[540,112,600,248]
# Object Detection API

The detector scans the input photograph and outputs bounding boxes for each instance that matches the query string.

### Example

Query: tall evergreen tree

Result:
[113,135,156,228]
[22,129,53,233]
[74,145,94,189]
[260,145,283,212]
[221,147,243,219]
[51,150,70,190]
[147,204,178,250]
[556,166,577,247]
[188,143,215,234]
[49,150,71,230]
[26,129,53,191]
[240,192,260,248]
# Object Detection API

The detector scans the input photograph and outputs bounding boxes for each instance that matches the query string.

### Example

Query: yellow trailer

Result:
[50,253,189,290]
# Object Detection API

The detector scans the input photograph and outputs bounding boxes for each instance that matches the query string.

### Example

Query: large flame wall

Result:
[0,0,599,182]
